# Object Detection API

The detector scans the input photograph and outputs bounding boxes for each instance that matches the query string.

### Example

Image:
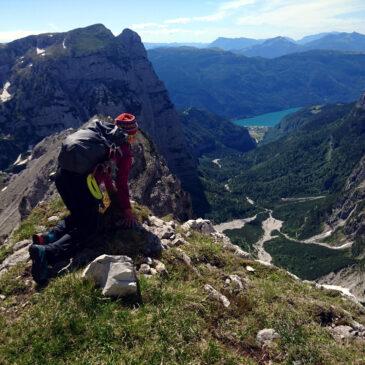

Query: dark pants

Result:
[44,168,100,263]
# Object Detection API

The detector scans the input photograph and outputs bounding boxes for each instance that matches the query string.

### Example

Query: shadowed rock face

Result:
[0,116,192,243]
[0,24,196,193]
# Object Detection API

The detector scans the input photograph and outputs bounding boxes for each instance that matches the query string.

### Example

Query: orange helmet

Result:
[115,113,138,135]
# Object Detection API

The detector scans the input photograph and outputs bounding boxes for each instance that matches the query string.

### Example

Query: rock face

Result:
[0,24,197,194]
[82,254,138,297]
[328,155,365,250]
[0,116,192,242]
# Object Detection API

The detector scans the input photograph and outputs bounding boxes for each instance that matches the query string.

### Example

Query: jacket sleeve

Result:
[115,144,132,211]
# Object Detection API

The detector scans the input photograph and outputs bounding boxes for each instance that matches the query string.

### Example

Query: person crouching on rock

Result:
[29,113,139,285]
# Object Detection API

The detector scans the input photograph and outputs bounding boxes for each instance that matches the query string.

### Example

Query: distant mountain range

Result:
[148,46,365,118]
[144,32,365,58]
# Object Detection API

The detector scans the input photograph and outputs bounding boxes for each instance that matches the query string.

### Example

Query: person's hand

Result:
[120,208,137,229]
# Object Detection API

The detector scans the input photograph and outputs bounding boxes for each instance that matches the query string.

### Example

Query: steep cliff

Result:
[0,24,196,193]
[0,116,192,242]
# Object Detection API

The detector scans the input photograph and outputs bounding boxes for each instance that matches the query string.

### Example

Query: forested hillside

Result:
[148,47,365,118]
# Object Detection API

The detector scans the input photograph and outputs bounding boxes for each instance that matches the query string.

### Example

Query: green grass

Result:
[11,197,68,242]
[265,236,357,280]
[1,202,365,364]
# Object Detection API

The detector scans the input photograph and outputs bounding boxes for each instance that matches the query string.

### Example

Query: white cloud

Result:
[220,0,256,11]
[0,30,46,43]
[237,0,365,37]
[130,22,168,30]
[164,17,192,25]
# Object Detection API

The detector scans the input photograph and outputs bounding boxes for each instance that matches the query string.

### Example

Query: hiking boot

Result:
[29,245,49,285]
[32,232,56,245]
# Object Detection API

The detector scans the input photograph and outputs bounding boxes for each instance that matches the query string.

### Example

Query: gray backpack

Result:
[58,118,127,174]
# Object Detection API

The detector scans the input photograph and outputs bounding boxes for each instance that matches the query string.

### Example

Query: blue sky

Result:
[1,0,365,43]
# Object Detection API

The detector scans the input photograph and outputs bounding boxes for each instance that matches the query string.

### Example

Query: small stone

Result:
[139,264,151,274]
[225,274,244,291]
[256,328,280,347]
[0,294,6,300]
[142,257,153,265]
[148,216,165,228]
[12,239,31,252]
[150,268,158,275]
[246,265,255,272]
[166,221,176,229]
[153,260,167,274]
[47,216,59,223]
[204,284,230,308]
[171,235,188,246]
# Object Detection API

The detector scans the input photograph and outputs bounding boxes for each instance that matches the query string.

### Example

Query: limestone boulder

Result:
[82,254,138,297]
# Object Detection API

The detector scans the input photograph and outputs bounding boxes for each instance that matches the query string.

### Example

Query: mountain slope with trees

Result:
[148,47,365,118]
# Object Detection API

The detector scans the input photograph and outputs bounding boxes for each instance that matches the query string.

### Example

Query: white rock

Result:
[150,268,157,275]
[12,239,31,252]
[148,216,165,228]
[204,284,230,308]
[171,235,188,246]
[82,255,137,298]
[246,265,255,272]
[330,325,354,340]
[181,218,215,234]
[256,328,280,346]
[0,244,31,277]
[0,294,5,300]
[225,274,244,291]
[47,215,59,222]
[139,263,151,274]
[153,260,167,274]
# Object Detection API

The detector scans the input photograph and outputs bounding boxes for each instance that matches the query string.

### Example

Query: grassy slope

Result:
[1,202,365,364]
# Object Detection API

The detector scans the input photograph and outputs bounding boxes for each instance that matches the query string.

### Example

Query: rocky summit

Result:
[0,24,196,192]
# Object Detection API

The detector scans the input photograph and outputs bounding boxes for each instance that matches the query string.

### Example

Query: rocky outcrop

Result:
[0,116,192,242]
[317,267,365,303]
[0,24,197,194]
[327,155,365,249]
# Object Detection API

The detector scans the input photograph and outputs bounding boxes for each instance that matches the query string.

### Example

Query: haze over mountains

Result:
[145,31,365,58]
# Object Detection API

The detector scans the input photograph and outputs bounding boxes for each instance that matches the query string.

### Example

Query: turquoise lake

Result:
[232,107,302,127]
